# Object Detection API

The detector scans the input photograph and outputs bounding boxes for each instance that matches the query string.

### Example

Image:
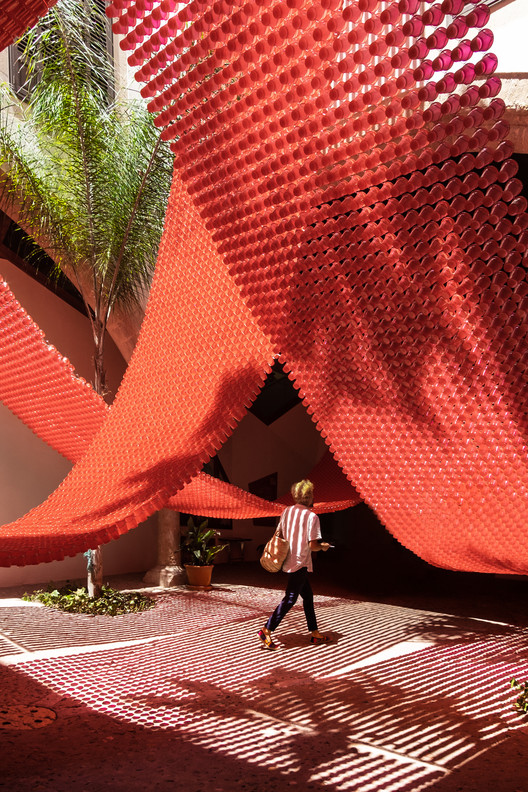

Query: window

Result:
[8,36,35,100]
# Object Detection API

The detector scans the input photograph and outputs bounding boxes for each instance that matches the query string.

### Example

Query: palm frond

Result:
[23,0,114,118]
[0,119,72,266]
[0,0,173,322]
[89,101,173,309]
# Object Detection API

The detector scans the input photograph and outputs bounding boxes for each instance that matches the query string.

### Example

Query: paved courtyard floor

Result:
[1,563,528,792]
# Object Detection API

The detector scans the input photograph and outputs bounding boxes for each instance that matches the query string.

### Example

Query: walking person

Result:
[258,479,330,650]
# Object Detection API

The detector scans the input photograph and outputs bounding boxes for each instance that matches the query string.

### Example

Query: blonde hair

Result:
[291,479,314,506]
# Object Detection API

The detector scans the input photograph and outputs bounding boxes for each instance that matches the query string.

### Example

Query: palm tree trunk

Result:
[93,331,106,397]
[86,324,106,598]
[86,546,103,598]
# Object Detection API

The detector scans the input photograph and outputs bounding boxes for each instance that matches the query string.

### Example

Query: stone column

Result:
[143,508,186,587]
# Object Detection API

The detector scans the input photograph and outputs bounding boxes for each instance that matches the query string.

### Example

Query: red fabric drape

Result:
[0,278,359,528]
[110,0,528,574]
[0,176,274,565]
[167,451,361,519]
[0,0,57,51]
[0,279,107,463]
[0,0,527,573]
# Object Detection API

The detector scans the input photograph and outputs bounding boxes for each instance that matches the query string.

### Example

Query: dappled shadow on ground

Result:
[423,731,528,792]
[0,663,322,792]
[3,652,526,792]
[213,554,528,630]
[277,630,345,649]
[2,580,528,791]
[406,614,528,649]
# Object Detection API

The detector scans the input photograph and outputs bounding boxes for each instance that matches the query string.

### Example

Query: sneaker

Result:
[310,633,329,645]
[258,629,278,650]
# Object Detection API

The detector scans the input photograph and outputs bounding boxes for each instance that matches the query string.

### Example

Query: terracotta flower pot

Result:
[184,564,214,588]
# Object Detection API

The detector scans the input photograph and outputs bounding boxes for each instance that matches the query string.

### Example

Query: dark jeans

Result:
[265,567,318,632]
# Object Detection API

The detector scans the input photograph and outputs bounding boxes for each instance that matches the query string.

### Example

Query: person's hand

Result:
[320,542,331,551]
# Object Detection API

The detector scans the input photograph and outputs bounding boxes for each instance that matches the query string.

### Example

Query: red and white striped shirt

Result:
[278,504,321,573]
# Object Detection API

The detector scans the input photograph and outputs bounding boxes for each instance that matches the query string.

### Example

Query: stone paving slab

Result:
[1,573,528,792]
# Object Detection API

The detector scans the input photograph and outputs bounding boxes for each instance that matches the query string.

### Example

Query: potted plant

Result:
[182,518,227,588]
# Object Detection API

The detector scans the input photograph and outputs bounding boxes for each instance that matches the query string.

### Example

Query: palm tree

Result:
[0,0,174,596]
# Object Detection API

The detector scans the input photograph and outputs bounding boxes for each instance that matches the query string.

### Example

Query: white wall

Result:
[217,403,328,560]
[491,0,528,72]
[0,255,157,589]
[0,400,73,525]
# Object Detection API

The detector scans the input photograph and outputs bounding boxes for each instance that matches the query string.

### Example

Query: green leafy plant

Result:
[182,518,227,566]
[23,583,154,616]
[511,678,528,713]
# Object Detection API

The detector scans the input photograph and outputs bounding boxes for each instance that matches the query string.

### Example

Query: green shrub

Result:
[511,678,528,714]
[23,583,154,616]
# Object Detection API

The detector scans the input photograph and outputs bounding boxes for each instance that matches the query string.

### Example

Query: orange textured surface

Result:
[0,176,275,564]
[0,0,56,50]
[0,0,527,572]
[111,0,528,575]
[0,278,358,523]
[0,279,107,464]
[167,451,361,518]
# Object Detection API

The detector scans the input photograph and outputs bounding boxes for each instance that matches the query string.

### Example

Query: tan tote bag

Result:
[260,526,289,572]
